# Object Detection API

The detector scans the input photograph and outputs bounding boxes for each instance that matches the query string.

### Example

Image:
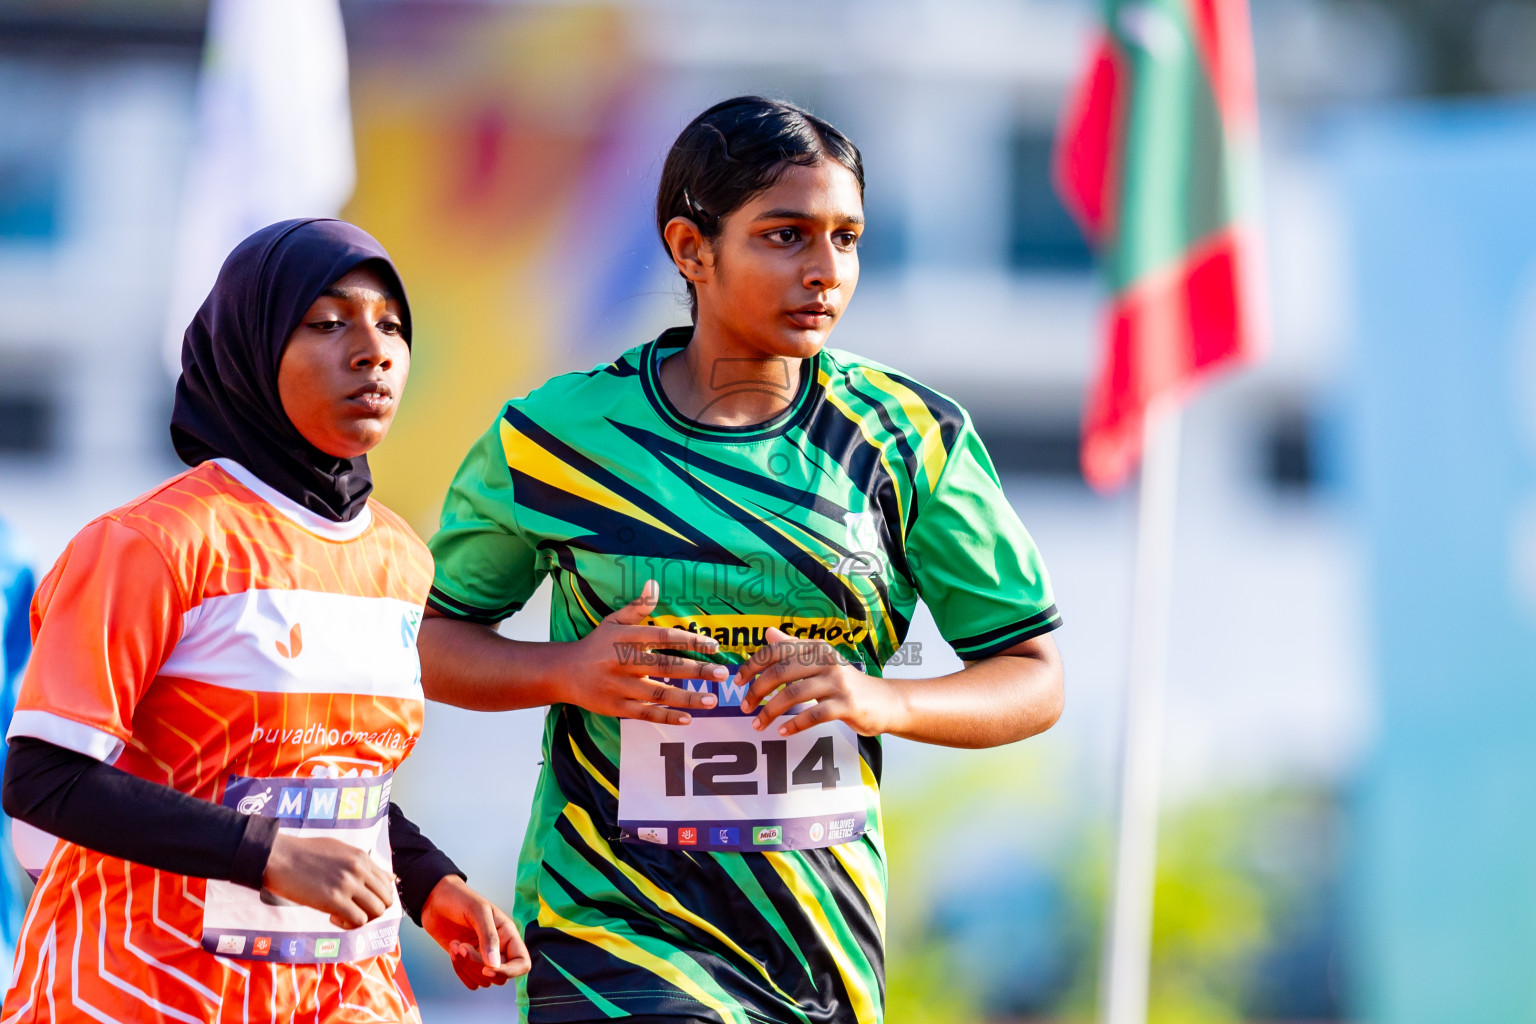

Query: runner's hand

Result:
[557,579,726,725]
[737,627,903,738]
[262,833,396,929]
[420,875,531,989]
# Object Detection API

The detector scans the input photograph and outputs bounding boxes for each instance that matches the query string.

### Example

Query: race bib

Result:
[202,772,400,964]
[617,670,871,852]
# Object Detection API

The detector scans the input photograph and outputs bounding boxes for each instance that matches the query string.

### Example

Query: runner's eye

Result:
[308,319,345,332]
[765,228,799,245]
[834,231,859,250]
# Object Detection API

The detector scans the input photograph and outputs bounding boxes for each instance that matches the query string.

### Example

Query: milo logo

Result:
[752,825,783,846]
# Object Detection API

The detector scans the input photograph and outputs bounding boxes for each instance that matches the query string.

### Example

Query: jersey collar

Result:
[211,458,374,541]
[639,326,823,443]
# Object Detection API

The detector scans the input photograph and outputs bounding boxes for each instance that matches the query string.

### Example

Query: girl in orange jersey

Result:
[0,219,528,1022]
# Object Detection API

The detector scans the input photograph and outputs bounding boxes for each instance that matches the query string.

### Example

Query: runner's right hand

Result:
[263,833,397,929]
[557,579,725,725]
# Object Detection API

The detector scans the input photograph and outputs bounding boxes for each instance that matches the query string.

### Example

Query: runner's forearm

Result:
[387,802,464,924]
[883,637,1064,748]
[1,736,278,888]
[419,613,577,711]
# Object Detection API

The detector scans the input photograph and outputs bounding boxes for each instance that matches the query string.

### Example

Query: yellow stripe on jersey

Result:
[818,368,909,528]
[536,893,746,1024]
[858,368,949,492]
[700,483,901,652]
[830,841,887,942]
[567,735,619,800]
[561,804,809,1014]
[764,852,881,1024]
[499,418,690,545]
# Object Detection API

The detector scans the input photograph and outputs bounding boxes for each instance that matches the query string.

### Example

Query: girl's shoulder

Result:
[816,347,971,436]
[91,461,239,553]
[508,343,649,416]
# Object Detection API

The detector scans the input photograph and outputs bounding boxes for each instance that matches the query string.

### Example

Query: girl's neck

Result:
[658,318,806,428]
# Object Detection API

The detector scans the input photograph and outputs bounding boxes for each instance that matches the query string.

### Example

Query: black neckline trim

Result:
[639,326,822,443]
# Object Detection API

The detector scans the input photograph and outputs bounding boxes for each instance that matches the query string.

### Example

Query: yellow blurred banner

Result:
[344,5,643,532]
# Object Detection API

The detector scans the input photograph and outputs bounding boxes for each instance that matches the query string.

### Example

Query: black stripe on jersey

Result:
[424,586,522,624]
[559,708,619,790]
[871,370,965,456]
[544,543,616,626]
[798,397,912,582]
[950,605,1059,647]
[511,470,740,567]
[949,605,1062,658]
[842,376,922,492]
[504,407,742,565]
[545,828,824,1023]
[609,421,853,525]
[520,920,718,1021]
[858,735,883,786]
[805,845,886,999]
[550,712,619,828]
[739,855,861,1022]
[628,447,869,623]
[622,416,915,620]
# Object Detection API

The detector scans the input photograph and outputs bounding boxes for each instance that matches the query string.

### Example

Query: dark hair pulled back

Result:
[656,95,865,317]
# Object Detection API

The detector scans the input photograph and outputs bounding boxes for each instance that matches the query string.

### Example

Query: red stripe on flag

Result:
[1186,0,1258,134]
[1052,33,1127,244]
[1081,229,1256,490]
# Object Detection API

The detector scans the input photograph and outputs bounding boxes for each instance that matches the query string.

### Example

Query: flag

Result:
[162,0,355,374]
[1054,0,1263,491]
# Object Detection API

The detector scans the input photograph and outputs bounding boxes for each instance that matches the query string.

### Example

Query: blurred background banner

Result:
[161,0,355,375]
[1335,102,1536,1024]
[343,5,650,529]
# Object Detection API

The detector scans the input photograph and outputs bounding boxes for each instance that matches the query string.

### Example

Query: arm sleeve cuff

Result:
[387,802,464,926]
[229,813,280,891]
[398,850,464,926]
[948,605,1063,660]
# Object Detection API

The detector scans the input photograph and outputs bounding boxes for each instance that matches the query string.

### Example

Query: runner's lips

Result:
[346,381,394,411]
[786,304,835,329]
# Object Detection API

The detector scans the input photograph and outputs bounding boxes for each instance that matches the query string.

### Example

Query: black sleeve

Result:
[1,736,278,889]
[387,802,464,926]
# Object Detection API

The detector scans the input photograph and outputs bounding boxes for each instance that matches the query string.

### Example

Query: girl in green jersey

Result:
[419,97,1065,1024]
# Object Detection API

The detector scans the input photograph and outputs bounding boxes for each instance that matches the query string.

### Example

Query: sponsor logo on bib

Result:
[752,825,783,846]
[315,938,341,959]
[637,827,667,844]
[678,827,698,846]
[252,937,271,956]
[236,788,273,815]
[216,935,246,955]
[828,816,860,841]
[808,821,825,843]
[710,827,739,846]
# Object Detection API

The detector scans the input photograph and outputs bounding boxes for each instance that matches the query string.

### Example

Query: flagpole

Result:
[1100,395,1183,1024]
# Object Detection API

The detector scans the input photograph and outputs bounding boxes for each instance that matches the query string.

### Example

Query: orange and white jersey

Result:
[2,459,432,1024]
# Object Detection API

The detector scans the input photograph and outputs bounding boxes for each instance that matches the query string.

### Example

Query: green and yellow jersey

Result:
[428,327,1061,1023]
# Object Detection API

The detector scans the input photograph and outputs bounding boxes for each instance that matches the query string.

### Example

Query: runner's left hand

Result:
[737,627,904,737]
[419,876,531,989]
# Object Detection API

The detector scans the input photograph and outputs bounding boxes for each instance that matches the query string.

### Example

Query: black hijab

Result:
[170,219,412,523]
